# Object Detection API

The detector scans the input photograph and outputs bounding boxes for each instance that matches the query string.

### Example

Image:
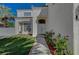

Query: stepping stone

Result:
[29,43,51,55]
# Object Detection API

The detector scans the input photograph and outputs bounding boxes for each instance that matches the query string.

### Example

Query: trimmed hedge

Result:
[0,35,36,55]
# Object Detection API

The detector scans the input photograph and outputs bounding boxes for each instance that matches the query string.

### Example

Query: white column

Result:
[15,20,19,34]
[33,17,37,37]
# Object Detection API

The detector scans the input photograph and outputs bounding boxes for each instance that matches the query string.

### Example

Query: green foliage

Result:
[42,31,55,46]
[0,35,36,55]
[53,34,73,55]
[6,21,15,27]
[0,5,15,18]
[43,31,73,55]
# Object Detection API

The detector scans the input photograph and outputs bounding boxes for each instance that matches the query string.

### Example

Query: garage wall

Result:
[47,3,73,50]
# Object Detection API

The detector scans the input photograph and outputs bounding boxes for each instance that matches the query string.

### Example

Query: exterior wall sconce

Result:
[75,5,79,21]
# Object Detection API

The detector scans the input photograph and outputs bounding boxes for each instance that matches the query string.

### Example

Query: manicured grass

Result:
[0,35,36,55]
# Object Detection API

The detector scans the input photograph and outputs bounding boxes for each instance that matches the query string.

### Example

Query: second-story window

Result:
[24,12,31,16]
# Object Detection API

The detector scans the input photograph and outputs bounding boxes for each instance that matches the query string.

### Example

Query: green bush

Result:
[0,35,36,55]
[6,22,15,27]
[42,31,73,55]
[53,34,73,55]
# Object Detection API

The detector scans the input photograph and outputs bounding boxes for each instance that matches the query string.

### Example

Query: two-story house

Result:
[15,6,48,37]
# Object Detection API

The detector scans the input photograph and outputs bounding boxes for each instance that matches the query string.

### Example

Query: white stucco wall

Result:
[17,10,32,17]
[73,3,79,55]
[32,8,42,37]
[48,3,73,50]
[0,28,15,37]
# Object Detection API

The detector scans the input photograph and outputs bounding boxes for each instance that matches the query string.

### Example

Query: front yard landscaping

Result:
[42,31,73,55]
[0,34,36,55]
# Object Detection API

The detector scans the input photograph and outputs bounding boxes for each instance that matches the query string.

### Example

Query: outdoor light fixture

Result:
[75,5,79,21]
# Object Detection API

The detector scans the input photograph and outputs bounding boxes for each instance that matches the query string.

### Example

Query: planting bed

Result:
[0,35,36,55]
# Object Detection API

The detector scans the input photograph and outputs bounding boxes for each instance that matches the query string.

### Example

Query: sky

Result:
[0,3,45,16]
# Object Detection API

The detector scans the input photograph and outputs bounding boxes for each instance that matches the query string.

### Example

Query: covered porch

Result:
[15,17,33,36]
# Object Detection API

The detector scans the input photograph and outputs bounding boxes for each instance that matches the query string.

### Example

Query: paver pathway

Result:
[29,35,51,55]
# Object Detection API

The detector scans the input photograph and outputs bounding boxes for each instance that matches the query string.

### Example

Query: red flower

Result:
[48,43,56,55]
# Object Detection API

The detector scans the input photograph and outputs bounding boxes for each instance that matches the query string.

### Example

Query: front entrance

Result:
[19,21,32,35]
[37,19,46,35]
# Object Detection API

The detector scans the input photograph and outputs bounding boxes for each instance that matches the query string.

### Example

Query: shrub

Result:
[42,31,73,55]
[0,34,36,55]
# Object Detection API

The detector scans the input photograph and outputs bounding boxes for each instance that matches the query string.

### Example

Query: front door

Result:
[38,19,46,35]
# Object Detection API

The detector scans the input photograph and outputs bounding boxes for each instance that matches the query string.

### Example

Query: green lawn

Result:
[0,35,36,55]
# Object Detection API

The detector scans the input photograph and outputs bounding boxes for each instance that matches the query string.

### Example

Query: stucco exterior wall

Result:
[73,3,79,54]
[17,10,32,17]
[48,3,73,50]
[32,8,42,37]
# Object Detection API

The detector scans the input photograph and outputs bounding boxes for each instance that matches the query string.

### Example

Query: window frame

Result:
[24,12,31,16]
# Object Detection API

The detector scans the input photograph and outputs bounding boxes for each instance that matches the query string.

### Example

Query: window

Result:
[24,12,31,16]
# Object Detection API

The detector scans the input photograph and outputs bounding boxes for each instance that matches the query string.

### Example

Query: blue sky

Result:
[0,3,45,16]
